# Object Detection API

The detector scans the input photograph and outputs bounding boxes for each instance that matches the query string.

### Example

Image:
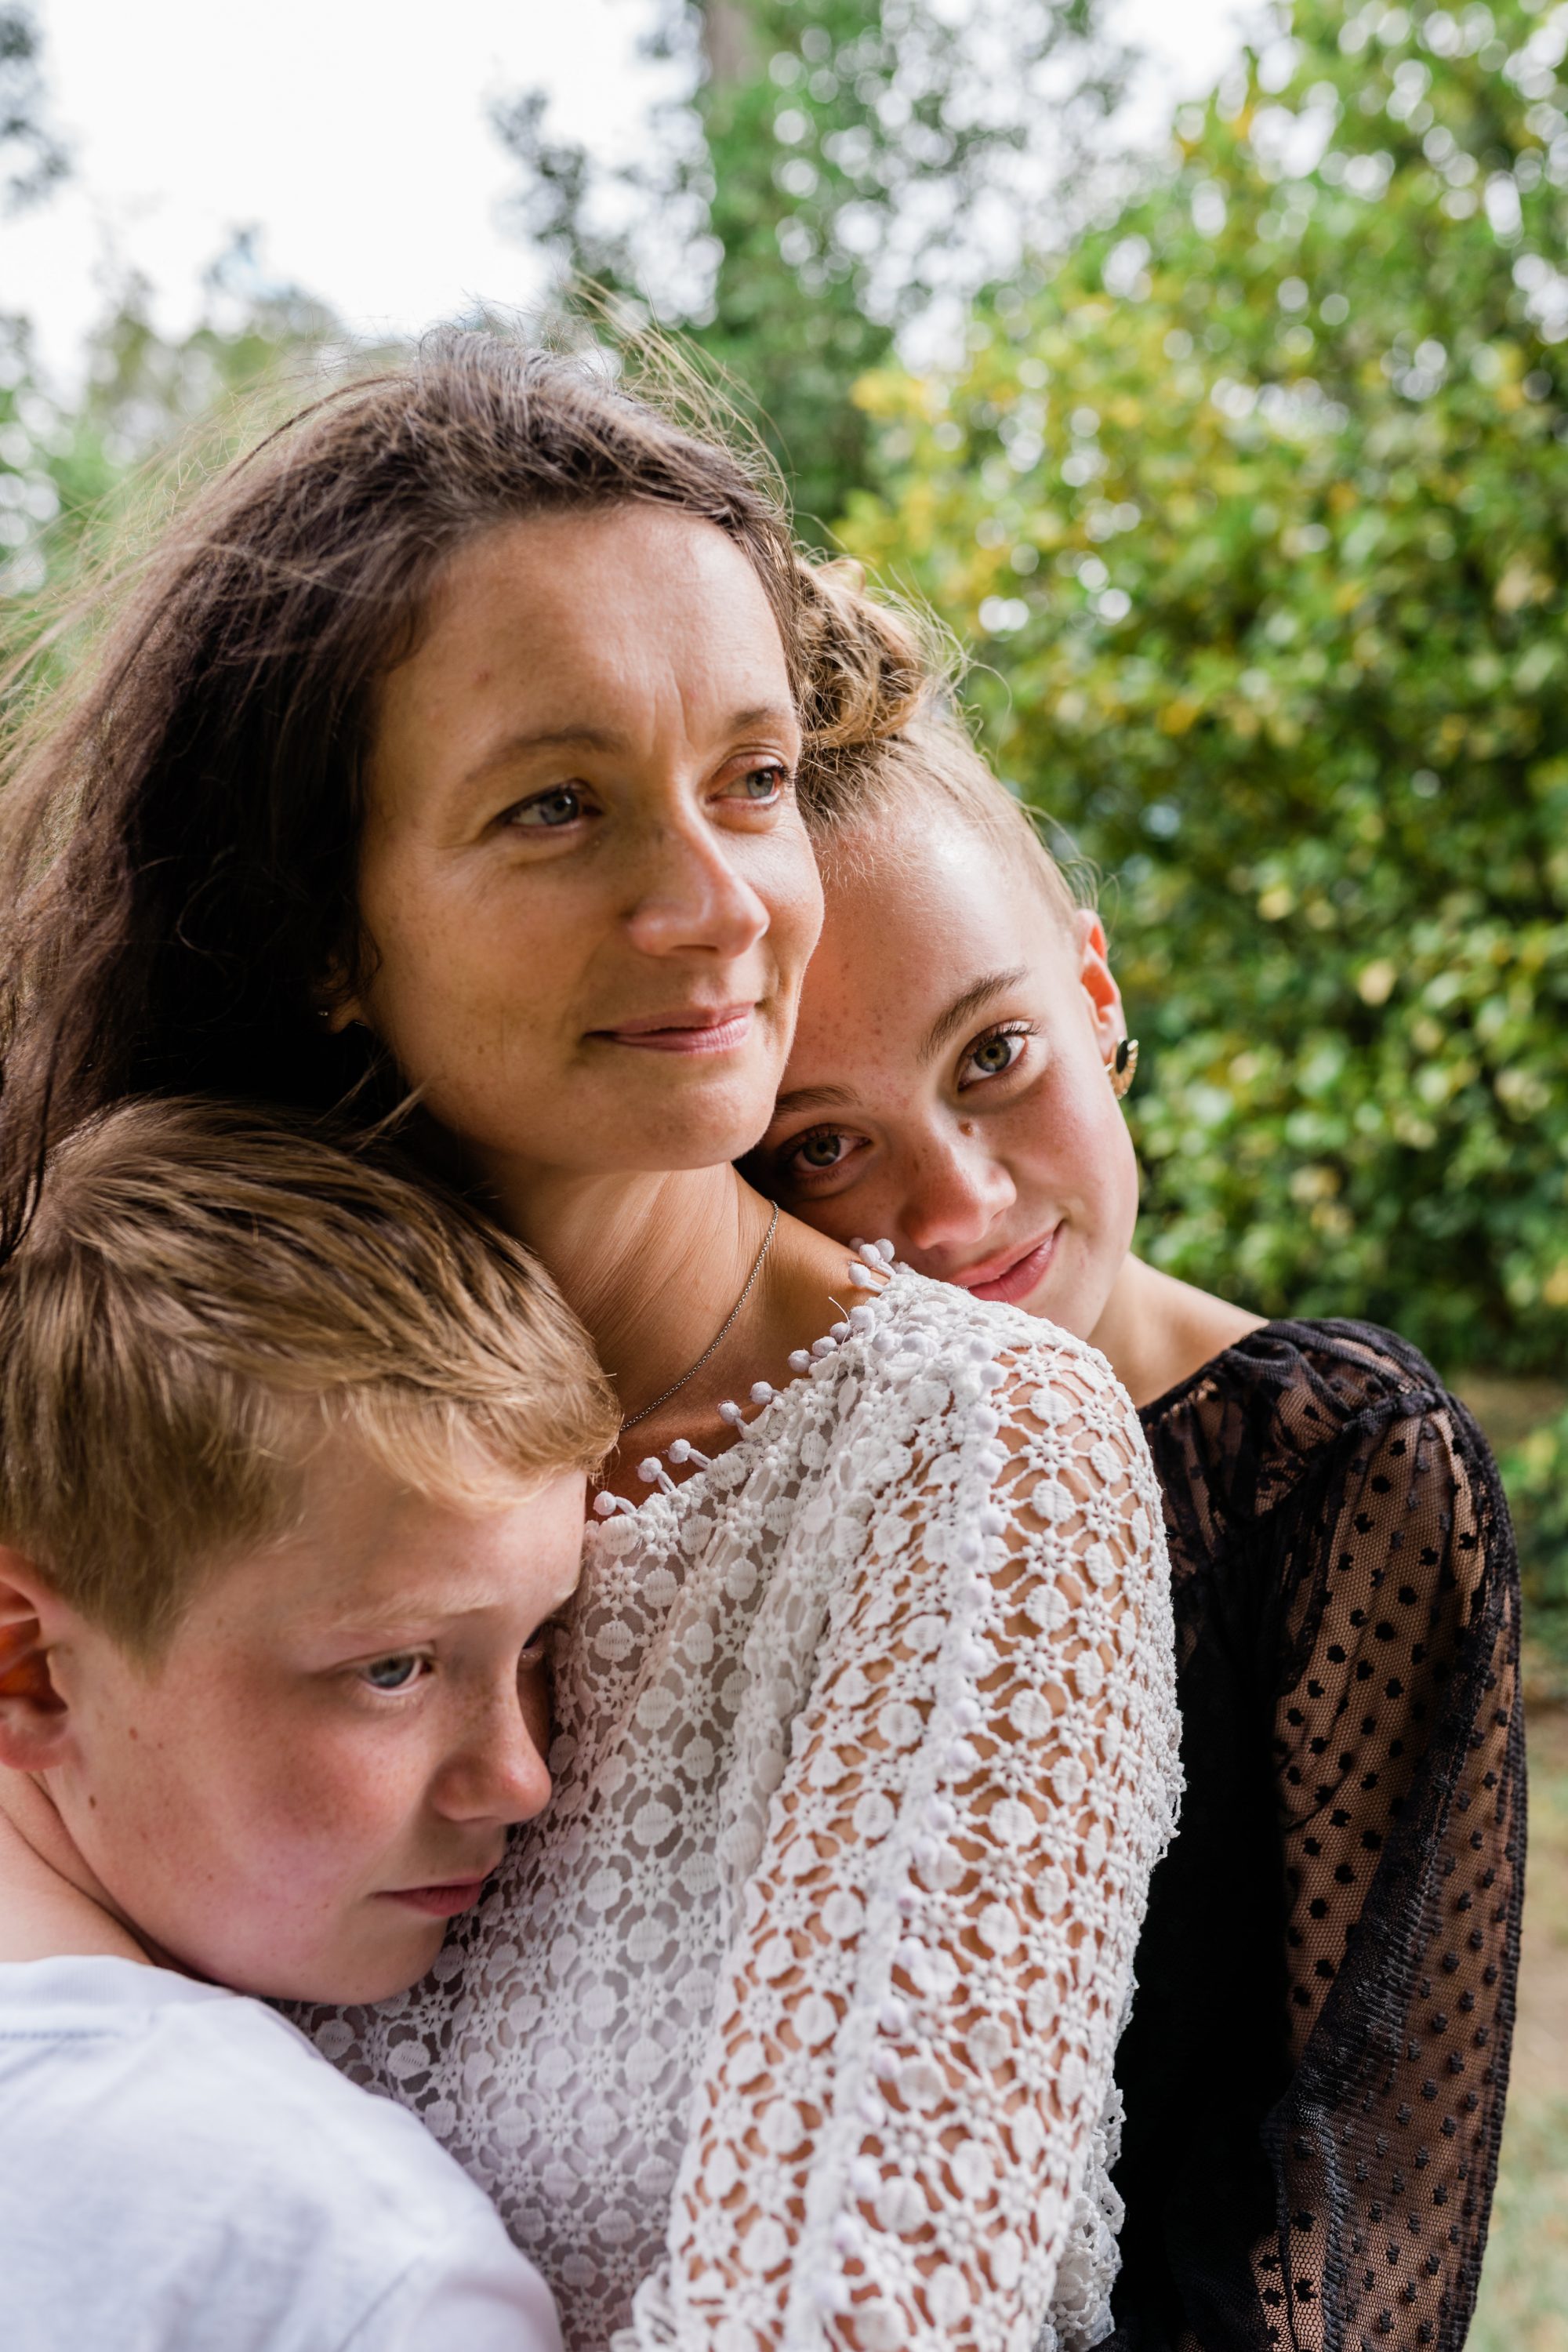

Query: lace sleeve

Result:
[1261,1389,1524,2351]
[615,1331,1180,2352]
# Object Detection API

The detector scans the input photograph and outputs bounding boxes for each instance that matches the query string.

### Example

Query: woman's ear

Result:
[0,1548,71,1770]
[1073,908,1127,1056]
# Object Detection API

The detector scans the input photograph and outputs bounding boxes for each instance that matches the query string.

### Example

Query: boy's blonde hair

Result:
[794,557,1081,931]
[0,1098,618,1655]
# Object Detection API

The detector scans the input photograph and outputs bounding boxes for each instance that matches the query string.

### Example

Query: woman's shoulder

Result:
[847,1266,1149,1483]
[872,1263,1126,1389]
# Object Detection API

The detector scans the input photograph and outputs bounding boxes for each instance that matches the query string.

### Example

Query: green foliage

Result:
[0,245,344,644]
[1504,1403,1568,1659]
[841,0,1568,1388]
[1468,1708,1568,2347]
[495,0,1129,534]
[0,5,66,212]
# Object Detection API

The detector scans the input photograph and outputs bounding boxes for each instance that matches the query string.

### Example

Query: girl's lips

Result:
[594,1007,755,1056]
[380,1876,492,1919]
[960,1227,1061,1306]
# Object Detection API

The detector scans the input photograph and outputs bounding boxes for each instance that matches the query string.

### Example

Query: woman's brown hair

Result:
[0,332,802,1256]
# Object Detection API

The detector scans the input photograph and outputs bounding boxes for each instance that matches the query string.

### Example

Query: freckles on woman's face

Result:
[349,503,824,1190]
[754,807,1142,1340]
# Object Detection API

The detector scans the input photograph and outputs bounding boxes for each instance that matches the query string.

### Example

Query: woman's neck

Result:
[488,1163,768,1421]
[485,1158,873,1486]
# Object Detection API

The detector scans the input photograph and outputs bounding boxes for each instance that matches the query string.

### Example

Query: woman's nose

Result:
[622,818,770,962]
[434,1700,553,1829]
[900,1132,1018,1258]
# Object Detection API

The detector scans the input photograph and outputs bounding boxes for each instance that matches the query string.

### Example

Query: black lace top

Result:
[1107,1319,1525,2352]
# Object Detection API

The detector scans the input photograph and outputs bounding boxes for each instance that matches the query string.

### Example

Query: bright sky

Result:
[3,0,1250,390]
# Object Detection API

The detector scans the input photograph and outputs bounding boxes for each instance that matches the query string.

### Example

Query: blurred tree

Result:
[840,0,1568,1403]
[0,4,65,212]
[494,0,1131,534]
[0,236,343,639]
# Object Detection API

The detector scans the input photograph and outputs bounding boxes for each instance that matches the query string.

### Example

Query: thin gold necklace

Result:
[617,1201,780,1434]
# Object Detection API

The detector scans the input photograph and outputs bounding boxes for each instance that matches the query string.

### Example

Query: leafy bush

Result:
[1503,1403,1568,1663]
[841,0,1568,1392]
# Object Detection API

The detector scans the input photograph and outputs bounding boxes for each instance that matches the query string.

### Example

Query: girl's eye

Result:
[775,1125,868,1189]
[959,1025,1032,1088]
[360,1653,426,1693]
[506,786,588,830]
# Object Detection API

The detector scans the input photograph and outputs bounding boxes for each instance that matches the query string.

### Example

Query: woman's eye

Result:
[796,1129,850,1170]
[722,763,788,804]
[360,1653,426,1693]
[959,1027,1030,1087]
[506,786,587,830]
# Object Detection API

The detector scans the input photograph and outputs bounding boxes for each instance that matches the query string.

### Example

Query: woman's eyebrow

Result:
[920,968,1029,1063]
[459,725,623,791]
[457,705,800,793]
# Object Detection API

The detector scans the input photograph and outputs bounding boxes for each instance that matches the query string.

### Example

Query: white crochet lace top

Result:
[296,1265,1181,2352]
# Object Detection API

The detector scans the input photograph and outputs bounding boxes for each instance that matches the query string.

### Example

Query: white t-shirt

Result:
[0,1953,563,2352]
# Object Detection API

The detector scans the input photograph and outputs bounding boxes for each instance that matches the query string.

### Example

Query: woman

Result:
[0,339,1181,2351]
[749,573,1524,2352]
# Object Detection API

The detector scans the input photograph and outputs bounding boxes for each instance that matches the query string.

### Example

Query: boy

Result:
[0,1098,619,2350]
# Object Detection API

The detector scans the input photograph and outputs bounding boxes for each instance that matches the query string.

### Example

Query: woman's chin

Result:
[576,1071,790,1179]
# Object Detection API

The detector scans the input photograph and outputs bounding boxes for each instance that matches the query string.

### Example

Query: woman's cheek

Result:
[764,824,826,982]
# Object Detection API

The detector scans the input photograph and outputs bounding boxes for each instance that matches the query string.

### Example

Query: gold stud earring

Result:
[1109,1036,1139,1099]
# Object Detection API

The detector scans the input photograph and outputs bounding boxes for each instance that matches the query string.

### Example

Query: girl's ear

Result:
[1073,908,1127,1055]
[0,1548,71,1770]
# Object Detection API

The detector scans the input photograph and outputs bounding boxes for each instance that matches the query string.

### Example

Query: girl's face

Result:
[345,504,823,1191]
[751,804,1140,1340]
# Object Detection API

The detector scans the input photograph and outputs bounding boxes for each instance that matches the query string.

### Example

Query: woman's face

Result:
[750,803,1141,1341]
[347,505,822,1189]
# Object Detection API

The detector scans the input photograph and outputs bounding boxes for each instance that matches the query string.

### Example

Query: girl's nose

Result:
[623,818,770,962]
[900,1131,1018,1259]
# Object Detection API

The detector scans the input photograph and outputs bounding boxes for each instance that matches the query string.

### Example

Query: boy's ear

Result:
[1073,907,1127,1055]
[0,1546,70,1769]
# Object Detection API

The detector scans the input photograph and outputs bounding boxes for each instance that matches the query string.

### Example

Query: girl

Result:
[0,341,1180,2352]
[751,579,1525,2352]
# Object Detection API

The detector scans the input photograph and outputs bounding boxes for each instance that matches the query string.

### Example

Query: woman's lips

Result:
[380,1876,492,1919]
[958,1227,1062,1306]
[593,1005,756,1056]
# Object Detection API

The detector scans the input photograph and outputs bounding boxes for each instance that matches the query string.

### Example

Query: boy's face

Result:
[38,1441,586,2004]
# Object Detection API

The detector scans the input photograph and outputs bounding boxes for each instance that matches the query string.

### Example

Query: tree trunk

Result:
[700,1,755,89]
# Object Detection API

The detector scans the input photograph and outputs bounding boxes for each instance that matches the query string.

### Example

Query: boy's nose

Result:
[900,1133,1017,1260]
[435,1704,553,1828]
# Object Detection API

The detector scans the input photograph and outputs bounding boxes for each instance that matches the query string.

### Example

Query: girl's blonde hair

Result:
[793,557,1081,931]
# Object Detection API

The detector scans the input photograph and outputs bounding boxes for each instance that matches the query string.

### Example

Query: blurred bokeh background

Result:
[1,0,1563,2332]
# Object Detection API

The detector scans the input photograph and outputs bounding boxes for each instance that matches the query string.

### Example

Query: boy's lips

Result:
[591,1004,756,1055]
[953,1226,1062,1305]
[379,1873,495,1919]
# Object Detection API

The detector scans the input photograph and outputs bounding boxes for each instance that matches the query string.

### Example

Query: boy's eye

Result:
[360,1653,426,1692]
[959,1025,1032,1087]
[505,786,589,830]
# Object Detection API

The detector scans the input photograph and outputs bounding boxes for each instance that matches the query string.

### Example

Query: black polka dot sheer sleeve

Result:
[1105,1320,1524,2352]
